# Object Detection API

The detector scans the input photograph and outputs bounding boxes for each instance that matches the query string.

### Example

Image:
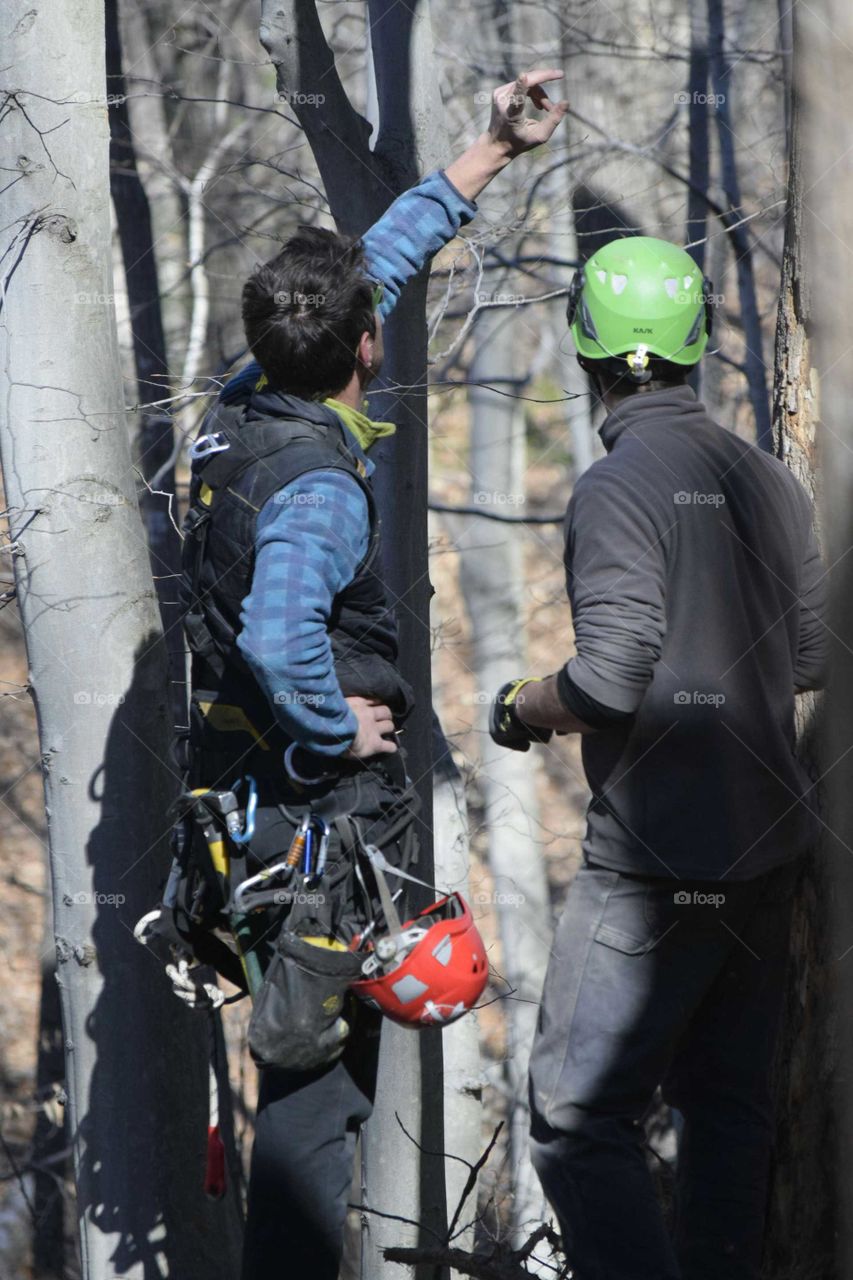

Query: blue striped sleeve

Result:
[362,169,477,320]
[236,469,370,756]
[220,169,477,404]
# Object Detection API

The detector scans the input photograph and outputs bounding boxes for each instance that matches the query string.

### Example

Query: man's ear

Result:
[357,329,374,372]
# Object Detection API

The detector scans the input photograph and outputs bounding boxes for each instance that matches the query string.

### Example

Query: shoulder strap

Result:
[193,402,365,495]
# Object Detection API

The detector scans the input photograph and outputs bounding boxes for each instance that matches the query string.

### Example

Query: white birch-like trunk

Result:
[0,3,243,1274]
[459,312,553,1251]
[432,752,482,1251]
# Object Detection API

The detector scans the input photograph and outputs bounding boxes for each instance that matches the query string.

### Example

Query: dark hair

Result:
[579,354,690,398]
[241,227,376,399]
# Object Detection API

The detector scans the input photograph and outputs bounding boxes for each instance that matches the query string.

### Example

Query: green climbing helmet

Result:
[566,236,714,381]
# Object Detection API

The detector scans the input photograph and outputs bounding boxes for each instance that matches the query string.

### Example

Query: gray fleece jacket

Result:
[558,385,827,881]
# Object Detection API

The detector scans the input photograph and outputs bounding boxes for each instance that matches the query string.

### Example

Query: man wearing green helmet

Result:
[490,236,828,1279]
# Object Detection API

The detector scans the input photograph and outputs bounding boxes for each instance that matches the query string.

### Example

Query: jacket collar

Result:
[598,384,705,452]
[243,383,377,477]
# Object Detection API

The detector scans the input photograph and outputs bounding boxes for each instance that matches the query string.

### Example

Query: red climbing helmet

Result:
[351,892,488,1027]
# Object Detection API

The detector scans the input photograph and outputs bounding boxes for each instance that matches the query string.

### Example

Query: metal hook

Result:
[189,431,230,460]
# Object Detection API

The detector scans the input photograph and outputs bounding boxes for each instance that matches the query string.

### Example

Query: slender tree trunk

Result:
[707,0,771,448]
[432,726,482,1253]
[459,314,552,1253]
[686,0,710,270]
[551,13,594,478]
[115,0,187,379]
[685,0,710,402]
[0,3,243,1275]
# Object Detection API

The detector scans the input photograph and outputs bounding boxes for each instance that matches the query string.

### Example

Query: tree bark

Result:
[432,728,482,1254]
[786,2,853,1277]
[685,0,710,272]
[762,8,834,1275]
[0,3,243,1275]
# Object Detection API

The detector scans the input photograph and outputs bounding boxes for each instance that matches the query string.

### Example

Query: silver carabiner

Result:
[232,859,293,914]
[189,431,230,461]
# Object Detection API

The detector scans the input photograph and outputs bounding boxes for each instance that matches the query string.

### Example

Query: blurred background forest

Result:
[0,0,794,1273]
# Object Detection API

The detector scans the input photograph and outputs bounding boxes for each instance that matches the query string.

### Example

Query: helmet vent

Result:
[432,935,452,966]
[611,273,627,295]
[595,269,607,283]
[664,277,678,299]
[683,275,693,290]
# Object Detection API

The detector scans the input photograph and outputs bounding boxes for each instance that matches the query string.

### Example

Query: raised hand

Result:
[488,70,569,156]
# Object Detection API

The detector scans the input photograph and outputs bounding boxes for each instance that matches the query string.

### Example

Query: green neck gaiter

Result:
[324,397,396,452]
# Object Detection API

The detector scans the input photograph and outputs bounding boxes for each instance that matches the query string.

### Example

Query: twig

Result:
[448,1122,504,1240]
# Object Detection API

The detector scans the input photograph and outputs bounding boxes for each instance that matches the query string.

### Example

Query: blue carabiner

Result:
[230,775,258,844]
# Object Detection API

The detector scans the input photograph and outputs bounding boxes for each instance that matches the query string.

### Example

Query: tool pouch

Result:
[247,930,363,1072]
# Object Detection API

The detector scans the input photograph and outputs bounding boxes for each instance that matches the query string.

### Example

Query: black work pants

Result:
[528,858,799,1280]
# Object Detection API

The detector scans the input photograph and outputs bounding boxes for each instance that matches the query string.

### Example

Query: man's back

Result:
[565,385,827,880]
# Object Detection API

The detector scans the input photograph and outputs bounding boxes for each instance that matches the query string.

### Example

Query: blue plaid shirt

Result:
[228,170,477,755]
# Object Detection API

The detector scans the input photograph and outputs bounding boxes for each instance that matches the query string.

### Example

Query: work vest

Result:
[179,394,413,785]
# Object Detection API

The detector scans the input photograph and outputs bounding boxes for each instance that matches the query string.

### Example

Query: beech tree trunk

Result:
[781,3,853,1277]
[0,3,243,1275]
[762,6,840,1275]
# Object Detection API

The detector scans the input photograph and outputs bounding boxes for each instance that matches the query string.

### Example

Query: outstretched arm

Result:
[220,71,568,402]
[364,70,569,320]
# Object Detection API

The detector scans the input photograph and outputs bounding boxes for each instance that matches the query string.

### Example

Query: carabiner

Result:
[229,775,258,845]
[189,431,230,460]
[306,818,331,886]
